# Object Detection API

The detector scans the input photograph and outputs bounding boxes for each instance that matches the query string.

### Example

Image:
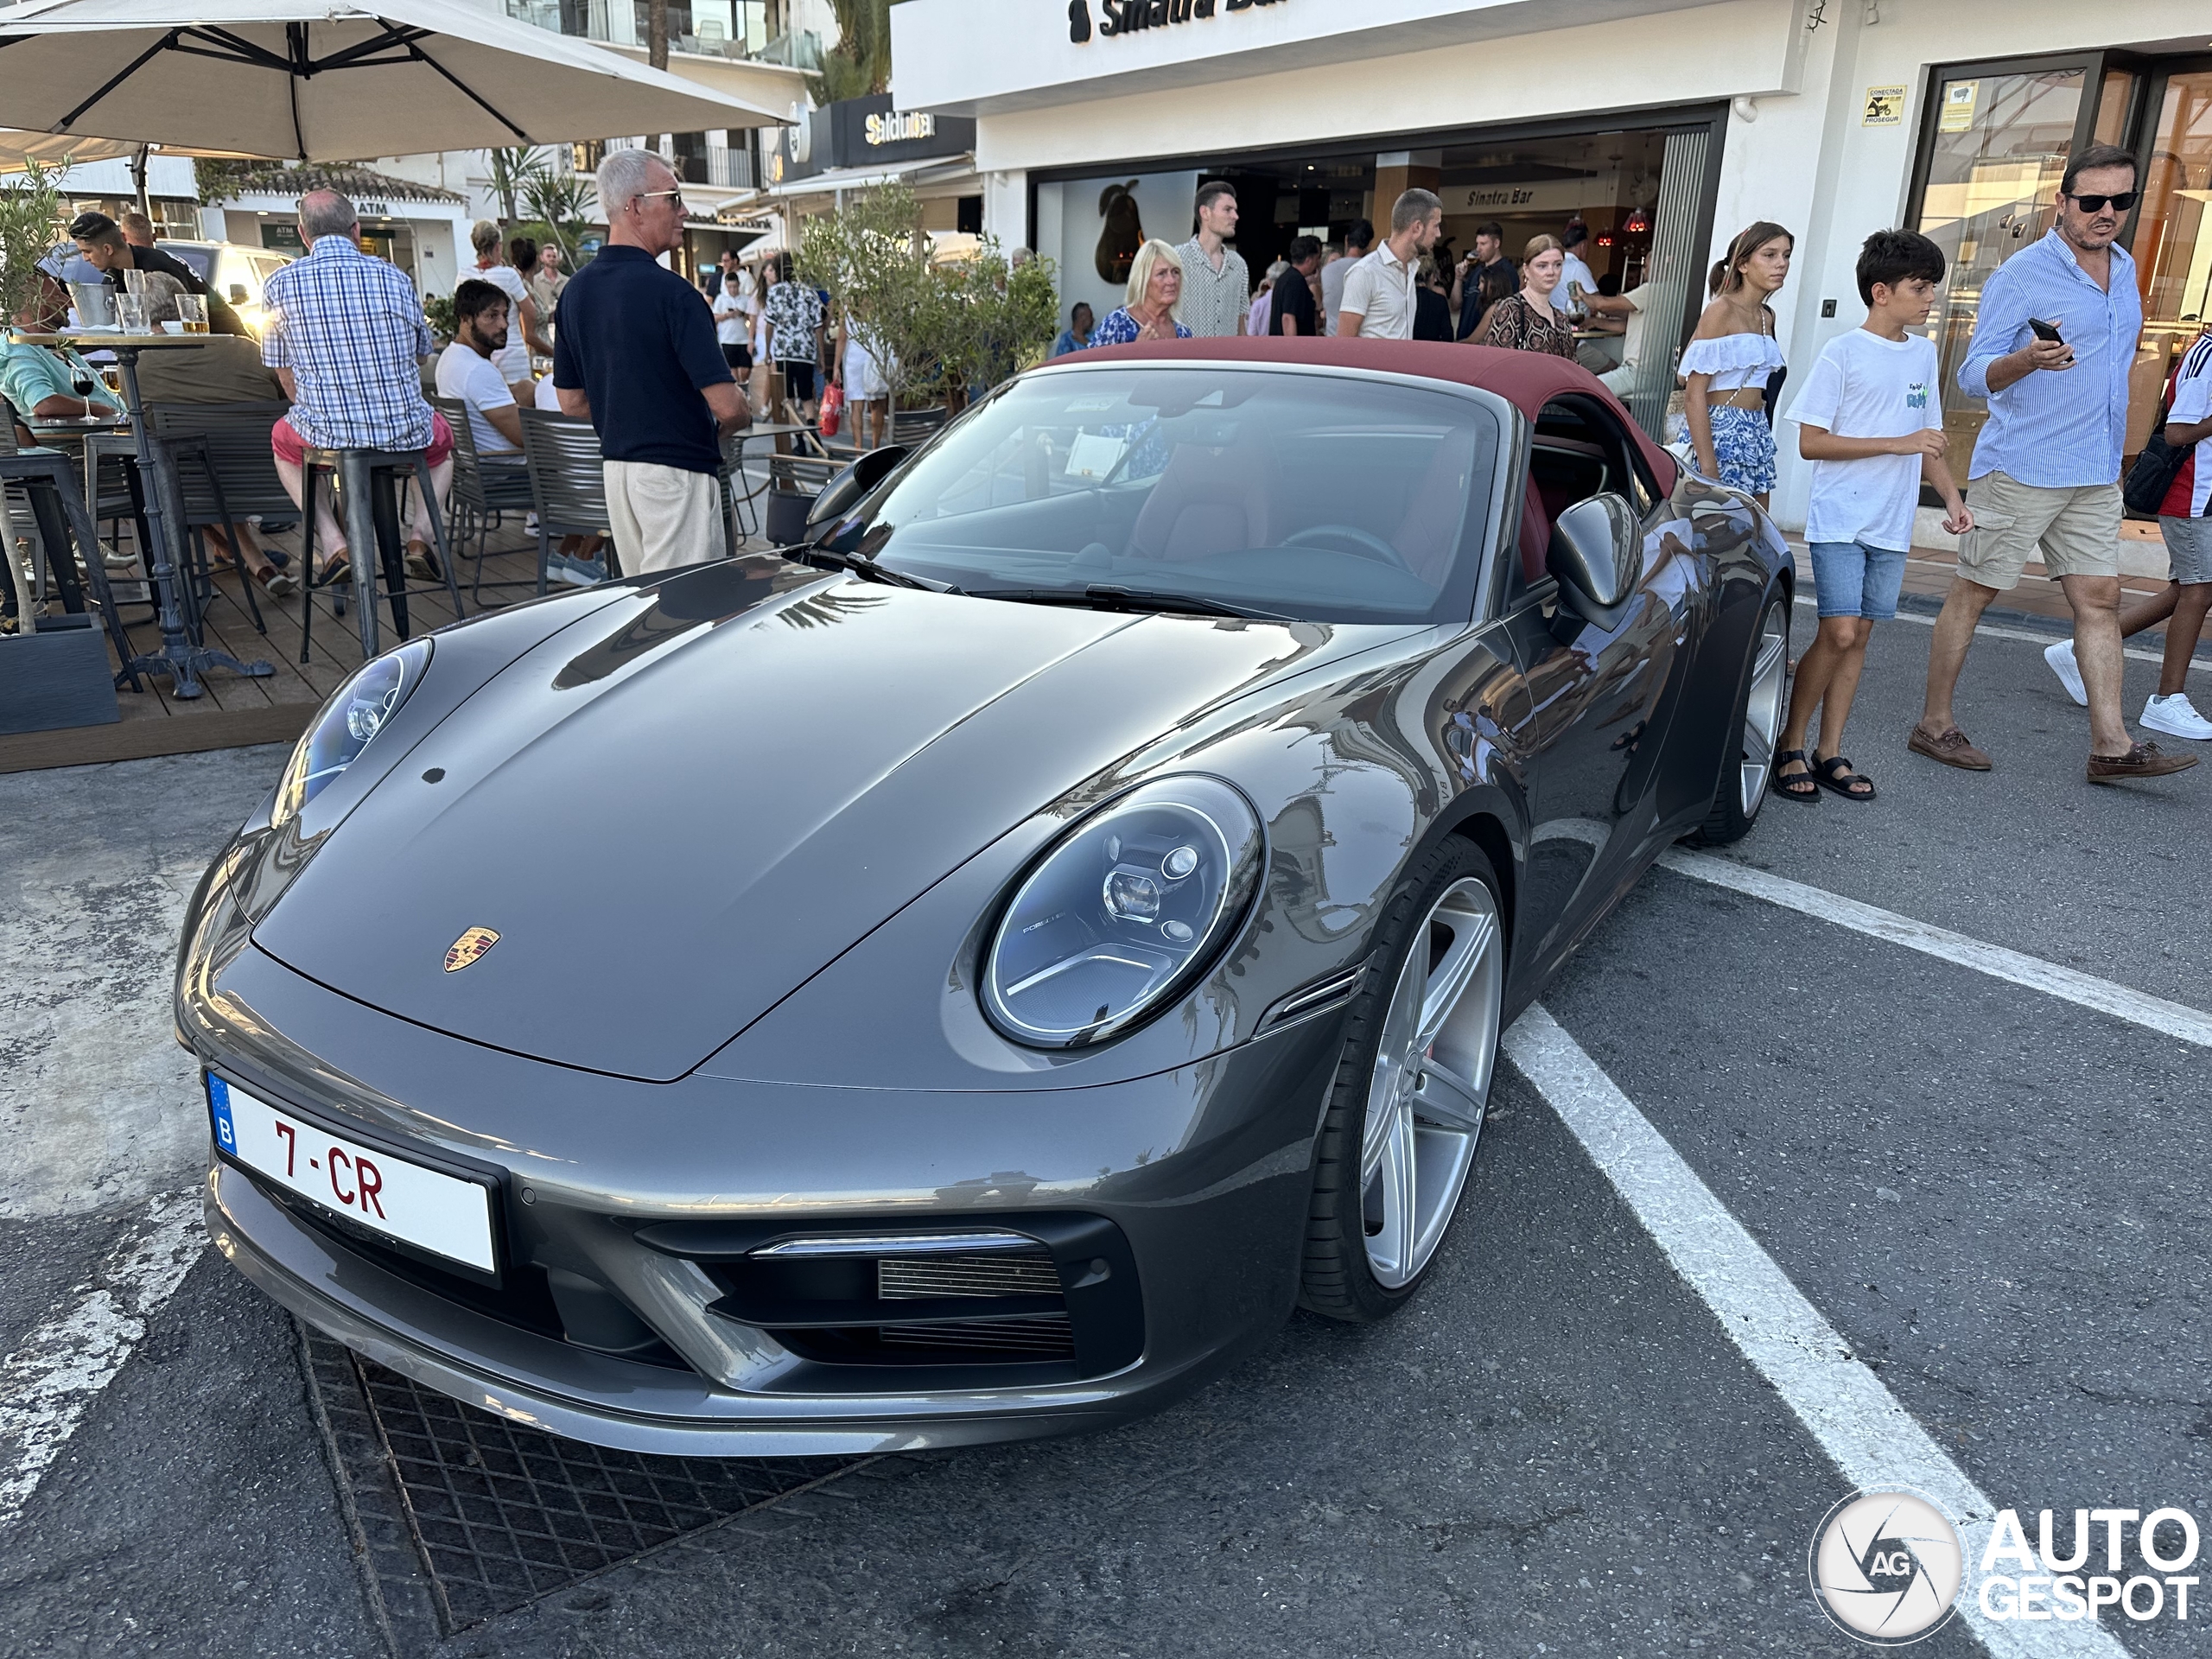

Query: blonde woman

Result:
[1091,239,1191,346]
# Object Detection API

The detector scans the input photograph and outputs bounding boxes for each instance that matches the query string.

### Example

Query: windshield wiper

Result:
[782,544,954,593]
[970,584,1288,621]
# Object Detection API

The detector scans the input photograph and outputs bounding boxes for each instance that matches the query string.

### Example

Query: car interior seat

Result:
[1389,426,1480,588]
[1128,435,1277,562]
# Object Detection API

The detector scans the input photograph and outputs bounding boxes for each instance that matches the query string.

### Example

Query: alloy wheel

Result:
[1359,876,1503,1289]
[1737,602,1790,818]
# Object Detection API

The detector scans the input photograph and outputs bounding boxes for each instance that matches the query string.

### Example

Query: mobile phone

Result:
[2028,317,2064,344]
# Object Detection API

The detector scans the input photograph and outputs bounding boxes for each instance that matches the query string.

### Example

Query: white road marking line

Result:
[1504,1007,2127,1659]
[0,1188,204,1531]
[1654,845,2212,1049]
[1789,592,2203,673]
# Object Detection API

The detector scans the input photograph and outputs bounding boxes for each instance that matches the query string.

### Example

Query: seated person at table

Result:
[436,279,526,463]
[3,272,122,445]
[260,188,454,588]
[131,272,297,598]
[69,211,248,337]
[435,281,603,582]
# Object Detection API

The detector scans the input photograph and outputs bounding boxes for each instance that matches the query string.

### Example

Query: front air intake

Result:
[636,1210,1145,1384]
[878,1251,1060,1300]
[879,1314,1075,1357]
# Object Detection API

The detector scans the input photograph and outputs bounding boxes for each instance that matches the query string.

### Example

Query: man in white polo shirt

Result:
[1174,179,1251,338]
[1338,190,1443,341]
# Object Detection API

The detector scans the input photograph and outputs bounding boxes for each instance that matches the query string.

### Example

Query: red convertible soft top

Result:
[1069,334,1679,496]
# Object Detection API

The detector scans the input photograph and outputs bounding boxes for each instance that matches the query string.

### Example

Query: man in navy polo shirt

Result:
[554,149,748,574]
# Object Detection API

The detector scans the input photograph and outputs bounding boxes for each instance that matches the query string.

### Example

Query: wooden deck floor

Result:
[1,505,785,774]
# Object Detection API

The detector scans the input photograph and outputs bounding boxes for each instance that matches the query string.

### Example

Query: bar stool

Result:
[297,446,462,664]
[0,448,142,688]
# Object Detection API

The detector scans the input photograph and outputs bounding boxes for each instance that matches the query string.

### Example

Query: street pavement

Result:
[1,608,2206,1659]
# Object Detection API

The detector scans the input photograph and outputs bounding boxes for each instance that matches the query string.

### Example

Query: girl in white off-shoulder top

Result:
[1681,221,1795,505]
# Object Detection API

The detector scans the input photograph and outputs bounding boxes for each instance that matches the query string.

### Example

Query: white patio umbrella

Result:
[0,127,140,168]
[0,0,785,162]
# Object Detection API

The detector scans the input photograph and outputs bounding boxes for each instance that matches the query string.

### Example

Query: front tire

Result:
[1300,837,1505,1322]
[1687,589,1789,846]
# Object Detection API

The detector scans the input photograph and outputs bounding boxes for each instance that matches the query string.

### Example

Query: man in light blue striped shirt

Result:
[1912,144,2196,783]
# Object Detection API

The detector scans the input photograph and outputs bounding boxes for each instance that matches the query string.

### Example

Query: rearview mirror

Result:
[804,444,909,531]
[1546,493,1643,631]
[227,283,249,305]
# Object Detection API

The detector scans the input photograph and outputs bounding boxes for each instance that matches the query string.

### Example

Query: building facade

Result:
[891,0,2212,534]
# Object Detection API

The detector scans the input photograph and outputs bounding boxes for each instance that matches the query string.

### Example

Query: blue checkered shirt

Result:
[261,235,435,451]
[1957,230,2141,489]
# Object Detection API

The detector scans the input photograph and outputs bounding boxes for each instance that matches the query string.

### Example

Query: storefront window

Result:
[2130,67,2212,454]
[1912,66,2088,464]
[1030,112,1722,443]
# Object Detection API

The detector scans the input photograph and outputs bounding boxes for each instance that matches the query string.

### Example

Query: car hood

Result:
[252,559,1397,1081]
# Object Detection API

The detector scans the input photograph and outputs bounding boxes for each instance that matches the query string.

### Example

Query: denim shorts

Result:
[1808,540,1910,620]
[2164,514,2212,585]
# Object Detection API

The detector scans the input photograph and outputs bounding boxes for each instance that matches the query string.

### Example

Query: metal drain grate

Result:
[302,1326,870,1639]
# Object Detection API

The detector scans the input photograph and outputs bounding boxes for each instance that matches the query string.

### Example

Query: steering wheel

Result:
[1284,523,1412,572]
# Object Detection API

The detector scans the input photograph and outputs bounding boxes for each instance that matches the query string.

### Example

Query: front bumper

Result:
[186,912,1344,1453]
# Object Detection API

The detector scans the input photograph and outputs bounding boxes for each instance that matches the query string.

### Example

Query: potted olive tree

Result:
[0,154,122,733]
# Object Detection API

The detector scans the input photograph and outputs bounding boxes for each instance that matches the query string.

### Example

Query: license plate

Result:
[208,1075,497,1274]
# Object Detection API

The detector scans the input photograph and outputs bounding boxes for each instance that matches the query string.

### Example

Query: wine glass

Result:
[71,368,97,419]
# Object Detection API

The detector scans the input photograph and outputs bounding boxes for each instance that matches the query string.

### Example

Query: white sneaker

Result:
[2044,639,2088,707]
[2140,692,2212,741]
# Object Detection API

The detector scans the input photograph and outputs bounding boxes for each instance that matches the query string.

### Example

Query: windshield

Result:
[830,366,1500,625]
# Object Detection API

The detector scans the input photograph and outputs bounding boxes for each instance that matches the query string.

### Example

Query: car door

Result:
[1495,397,1703,983]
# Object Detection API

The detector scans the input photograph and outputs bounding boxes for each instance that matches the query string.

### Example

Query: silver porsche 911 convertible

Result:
[178,339,1791,1453]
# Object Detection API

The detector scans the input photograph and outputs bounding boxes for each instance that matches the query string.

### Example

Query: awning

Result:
[765,155,976,199]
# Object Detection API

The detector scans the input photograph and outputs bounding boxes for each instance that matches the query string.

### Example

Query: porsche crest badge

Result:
[443,927,500,973]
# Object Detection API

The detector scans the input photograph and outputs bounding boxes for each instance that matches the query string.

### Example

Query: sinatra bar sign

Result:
[1071,0,1286,45]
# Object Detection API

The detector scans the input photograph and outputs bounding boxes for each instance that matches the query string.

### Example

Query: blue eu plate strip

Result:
[207,1073,238,1156]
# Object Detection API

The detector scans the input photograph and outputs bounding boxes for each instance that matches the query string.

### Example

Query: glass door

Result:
[2128,62,2212,456]
[1909,60,2101,465]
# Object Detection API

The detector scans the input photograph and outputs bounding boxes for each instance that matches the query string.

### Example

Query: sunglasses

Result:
[634,188,684,210]
[2065,190,2139,213]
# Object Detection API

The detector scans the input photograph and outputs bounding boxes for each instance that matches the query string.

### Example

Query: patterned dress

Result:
[1480,293,1576,359]
[1090,308,1192,347]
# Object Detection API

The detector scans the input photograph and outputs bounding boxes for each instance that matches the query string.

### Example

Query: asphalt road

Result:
[2,608,2206,1659]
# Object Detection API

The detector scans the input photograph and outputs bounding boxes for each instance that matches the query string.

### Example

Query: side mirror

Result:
[804,444,910,530]
[1546,493,1643,630]
[227,283,249,305]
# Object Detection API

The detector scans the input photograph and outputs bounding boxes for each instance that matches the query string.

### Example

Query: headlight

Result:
[982,777,1263,1048]
[270,637,431,828]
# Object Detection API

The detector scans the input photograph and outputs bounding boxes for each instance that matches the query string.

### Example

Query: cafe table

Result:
[724,421,834,542]
[10,330,272,698]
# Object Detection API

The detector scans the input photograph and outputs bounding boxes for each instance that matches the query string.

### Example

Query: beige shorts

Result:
[1955,470,2121,590]
[603,459,724,575]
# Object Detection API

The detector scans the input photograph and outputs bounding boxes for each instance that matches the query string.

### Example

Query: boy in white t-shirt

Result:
[1773,230,1974,804]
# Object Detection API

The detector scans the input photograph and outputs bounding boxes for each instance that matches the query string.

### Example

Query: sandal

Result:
[1812,753,1875,801]
[1770,748,1819,803]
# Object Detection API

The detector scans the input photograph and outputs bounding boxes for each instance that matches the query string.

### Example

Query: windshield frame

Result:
[822,357,1522,632]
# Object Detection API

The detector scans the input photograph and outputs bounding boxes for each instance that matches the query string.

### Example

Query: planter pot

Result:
[764,486,816,548]
[0,613,121,735]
